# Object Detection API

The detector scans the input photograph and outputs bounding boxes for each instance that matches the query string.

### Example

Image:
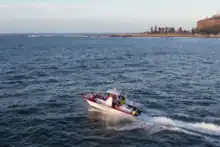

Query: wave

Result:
[27,34,108,38]
[27,34,56,38]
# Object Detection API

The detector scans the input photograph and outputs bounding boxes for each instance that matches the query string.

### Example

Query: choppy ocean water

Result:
[0,34,220,147]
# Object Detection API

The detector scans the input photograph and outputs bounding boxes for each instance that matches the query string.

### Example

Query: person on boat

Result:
[112,95,117,108]
[116,95,125,105]
[106,93,111,99]
[113,95,126,107]
[105,88,120,108]
[120,96,125,105]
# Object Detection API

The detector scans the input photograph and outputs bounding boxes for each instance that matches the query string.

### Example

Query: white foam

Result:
[190,122,220,133]
[147,116,220,136]
[108,121,166,135]
[27,34,56,38]
[88,105,220,137]
[107,112,220,137]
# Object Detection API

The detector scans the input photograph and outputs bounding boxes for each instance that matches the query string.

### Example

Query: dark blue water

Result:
[0,34,220,147]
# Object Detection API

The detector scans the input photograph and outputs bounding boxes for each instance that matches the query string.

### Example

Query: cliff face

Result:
[196,14,220,34]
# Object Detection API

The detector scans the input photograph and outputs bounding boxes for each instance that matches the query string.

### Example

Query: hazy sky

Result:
[0,0,219,33]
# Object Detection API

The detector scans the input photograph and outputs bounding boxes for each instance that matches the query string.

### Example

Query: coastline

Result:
[109,33,220,38]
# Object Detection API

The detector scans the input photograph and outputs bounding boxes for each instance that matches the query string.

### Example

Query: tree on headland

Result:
[148,25,196,34]
[178,27,183,33]
[154,26,158,33]
[171,27,175,33]
[150,27,154,33]
[191,28,196,34]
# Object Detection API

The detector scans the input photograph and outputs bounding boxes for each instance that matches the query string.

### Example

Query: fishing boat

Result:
[81,88,143,120]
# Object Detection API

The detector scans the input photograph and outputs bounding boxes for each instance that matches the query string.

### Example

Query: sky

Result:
[0,0,219,33]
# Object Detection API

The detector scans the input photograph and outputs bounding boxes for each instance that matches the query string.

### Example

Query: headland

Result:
[110,13,220,38]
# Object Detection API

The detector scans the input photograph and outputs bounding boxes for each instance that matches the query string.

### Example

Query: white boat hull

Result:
[85,99,138,121]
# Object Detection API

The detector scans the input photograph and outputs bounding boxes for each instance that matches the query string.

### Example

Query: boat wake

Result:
[109,113,220,138]
[86,100,220,140]
[148,116,220,136]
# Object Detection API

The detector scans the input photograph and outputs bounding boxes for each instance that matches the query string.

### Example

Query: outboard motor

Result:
[132,108,143,116]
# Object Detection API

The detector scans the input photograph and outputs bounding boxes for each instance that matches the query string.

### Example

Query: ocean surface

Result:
[0,34,220,147]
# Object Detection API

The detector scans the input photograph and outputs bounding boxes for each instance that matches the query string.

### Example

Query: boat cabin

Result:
[105,88,125,107]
